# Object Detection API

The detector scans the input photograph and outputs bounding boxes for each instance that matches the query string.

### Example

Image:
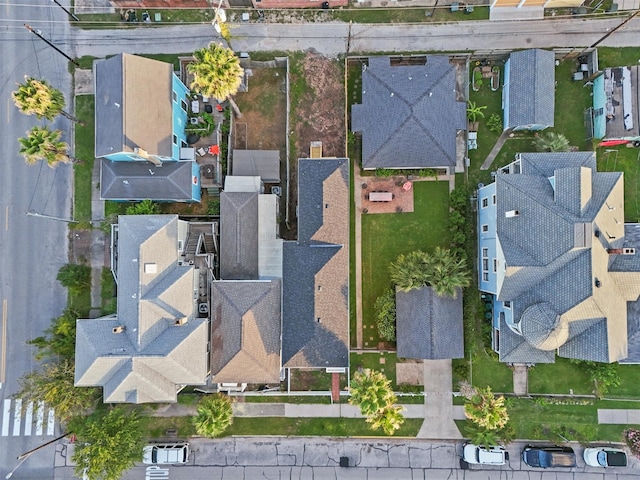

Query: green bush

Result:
[57,264,91,293]
[487,114,503,133]
[374,288,396,341]
[207,199,220,216]
[125,199,160,215]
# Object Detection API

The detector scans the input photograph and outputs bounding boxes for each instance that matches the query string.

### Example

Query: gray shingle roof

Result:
[220,192,259,280]
[395,286,463,360]
[351,56,466,170]
[232,150,281,183]
[492,152,640,363]
[210,280,282,383]
[499,315,555,364]
[505,49,555,130]
[95,53,173,158]
[282,158,350,368]
[74,215,208,403]
[100,159,195,201]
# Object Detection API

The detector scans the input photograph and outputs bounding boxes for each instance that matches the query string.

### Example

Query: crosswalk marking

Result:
[35,400,44,436]
[1,399,9,436]
[12,398,21,436]
[24,402,33,436]
[47,408,55,436]
[0,399,56,437]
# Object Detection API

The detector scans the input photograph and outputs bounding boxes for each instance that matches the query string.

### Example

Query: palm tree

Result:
[427,247,471,298]
[390,250,431,292]
[466,101,487,122]
[18,126,76,168]
[193,394,233,438]
[367,404,405,436]
[464,386,509,431]
[465,423,500,448]
[12,76,82,124]
[349,368,396,417]
[188,43,244,115]
[532,131,570,152]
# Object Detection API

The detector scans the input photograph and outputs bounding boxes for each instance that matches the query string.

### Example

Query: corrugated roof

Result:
[351,56,466,169]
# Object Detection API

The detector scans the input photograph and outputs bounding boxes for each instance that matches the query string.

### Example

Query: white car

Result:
[462,443,508,465]
[142,443,190,465]
[583,447,627,467]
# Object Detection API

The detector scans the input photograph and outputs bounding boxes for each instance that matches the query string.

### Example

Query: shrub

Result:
[125,199,160,215]
[207,199,221,216]
[624,428,640,458]
[487,114,503,133]
[57,263,91,293]
[193,394,233,438]
[374,289,396,341]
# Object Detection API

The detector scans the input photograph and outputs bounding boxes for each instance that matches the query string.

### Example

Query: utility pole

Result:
[51,0,79,22]
[24,24,79,67]
[26,210,78,224]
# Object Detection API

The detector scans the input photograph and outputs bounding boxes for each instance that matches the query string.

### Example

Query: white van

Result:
[462,443,508,465]
[142,443,190,465]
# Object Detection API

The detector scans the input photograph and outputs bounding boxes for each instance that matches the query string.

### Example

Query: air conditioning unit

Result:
[271,186,282,196]
[624,248,636,255]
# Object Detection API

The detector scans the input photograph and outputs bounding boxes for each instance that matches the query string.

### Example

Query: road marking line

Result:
[24,402,33,436]
[12,398,21,436]
[1,298,6,385]
[46,408,55,436]
[35,401,44,436]
[2,399,10,436]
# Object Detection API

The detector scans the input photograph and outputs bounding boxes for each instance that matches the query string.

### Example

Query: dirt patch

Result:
[293,52,345,159]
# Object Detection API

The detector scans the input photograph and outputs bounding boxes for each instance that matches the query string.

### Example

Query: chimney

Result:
[134,147,162,167]
[608,249,624,255]
[174,317,188,326]
[112,325,126,334]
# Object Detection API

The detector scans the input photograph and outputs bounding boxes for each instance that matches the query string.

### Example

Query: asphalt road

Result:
[59,16,640,58]
[0,1,73,479]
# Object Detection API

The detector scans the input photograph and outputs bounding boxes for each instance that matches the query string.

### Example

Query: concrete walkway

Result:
[480,129,512,170]
[598,409,640,424]
[417,360,463,439]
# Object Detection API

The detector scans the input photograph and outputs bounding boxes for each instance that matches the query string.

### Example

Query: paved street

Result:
[0,1,73,479]
[52,437,640,479]
[61,16,640,58]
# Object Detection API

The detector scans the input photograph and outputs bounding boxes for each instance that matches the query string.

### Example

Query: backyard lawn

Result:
[74,95,95,223]
[360,180,450,347]
[597,146,640,223]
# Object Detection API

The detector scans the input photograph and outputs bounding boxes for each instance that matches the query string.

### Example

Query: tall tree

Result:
[532,131,570,152]
[72,407,144,480]
[12,76,82,123]
[56,263,91,294]
[188,43,244,115]
[367,404,405,436]
[389,250,431,293]
[14,360,99,422]
[427,246,471,298]
[28,307,78,361]
[349,368,396,417]
[464,386,509,431]
[19,126,77,168]
[193,394,234,438]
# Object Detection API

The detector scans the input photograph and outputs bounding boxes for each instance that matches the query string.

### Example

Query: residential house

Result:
[591,64,639,140]
[351,55,467,173]
[489,0,585,21]
[75,215,213,403]
[503,49,555,132]
[478,152,640,364]
[95,53,200,202]
[231,150,281,185]
[396,287,464,360]
[282,158,350,370]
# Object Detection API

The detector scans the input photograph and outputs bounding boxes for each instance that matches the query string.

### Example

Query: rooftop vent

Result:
[595,230,600,238]
[624,248,636,255]
[112,326,126,334]
[174,317,188,326]
[595,278,601,288]
[505,210,519,218]
[144,263,157,274]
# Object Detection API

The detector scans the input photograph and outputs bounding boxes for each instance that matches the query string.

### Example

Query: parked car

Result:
[522,445,576,468]
[462,443,508,465]
[583,447,628,467]
[142,443,190,465]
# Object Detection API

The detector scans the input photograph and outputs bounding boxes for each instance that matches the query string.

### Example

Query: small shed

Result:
[395,286,464,360]
[232,150,281,183]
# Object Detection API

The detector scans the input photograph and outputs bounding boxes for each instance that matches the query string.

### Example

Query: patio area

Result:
[187,94,226,190]
[360,176,415,214]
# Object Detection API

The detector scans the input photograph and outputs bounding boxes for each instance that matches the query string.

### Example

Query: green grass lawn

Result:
[361,181,450,347]
[528,357,593,395]
[553,60,593,150]
[598,47,640,69]
[597,146,640,222]
[350,351,397,384]
[74,95,95,222]
[470,350,513,392]
[333,6,488,23]
[101,267,116,315]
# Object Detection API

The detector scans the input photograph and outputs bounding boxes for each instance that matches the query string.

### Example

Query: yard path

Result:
[354,161,364,349]
[481,129,512,170]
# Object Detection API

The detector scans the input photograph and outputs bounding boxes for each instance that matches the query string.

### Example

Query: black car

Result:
[522,445,576,468]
